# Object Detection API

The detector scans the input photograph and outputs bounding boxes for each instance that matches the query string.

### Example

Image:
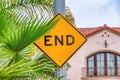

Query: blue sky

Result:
[66,0,120,28]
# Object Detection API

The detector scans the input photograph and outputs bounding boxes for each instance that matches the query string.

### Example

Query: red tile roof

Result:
[77,24,120,37]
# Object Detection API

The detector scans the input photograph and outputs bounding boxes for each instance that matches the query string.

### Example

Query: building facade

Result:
[67,25,120,80]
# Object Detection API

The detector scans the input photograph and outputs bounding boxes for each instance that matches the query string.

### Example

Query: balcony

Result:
[81,67,120,80]
[82,67,120,77]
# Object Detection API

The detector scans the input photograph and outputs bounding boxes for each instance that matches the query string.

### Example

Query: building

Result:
[67,24,120,80]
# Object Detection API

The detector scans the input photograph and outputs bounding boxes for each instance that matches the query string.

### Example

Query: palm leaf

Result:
[0,0,53,18]
[0,0,61,79]
[0,0,53,9]
[4,15,58,53]
[30,52,58,79]
[0,59,38,79]
[0,53,58,79]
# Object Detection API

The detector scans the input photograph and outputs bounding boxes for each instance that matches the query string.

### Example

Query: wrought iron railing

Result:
[82,67,120,77]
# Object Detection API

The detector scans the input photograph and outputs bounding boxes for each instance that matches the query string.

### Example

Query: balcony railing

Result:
[82,67,120,77]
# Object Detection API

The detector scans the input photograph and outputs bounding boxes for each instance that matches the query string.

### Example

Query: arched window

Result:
[87,52,120,76]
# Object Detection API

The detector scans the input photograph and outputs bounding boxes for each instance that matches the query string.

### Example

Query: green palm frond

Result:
[4,15,58,53]
[0,0,53,9]
[31,52,58,79]
[0,11,14,38]
[0,0,53,18]
[0,53,58,79]
[0,0,61,79]
[0,59,38,79]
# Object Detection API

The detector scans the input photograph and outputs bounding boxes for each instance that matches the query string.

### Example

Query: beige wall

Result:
[67,29,120,80]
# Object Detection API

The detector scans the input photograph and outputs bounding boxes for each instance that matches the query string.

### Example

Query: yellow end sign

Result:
[34,14,87,67]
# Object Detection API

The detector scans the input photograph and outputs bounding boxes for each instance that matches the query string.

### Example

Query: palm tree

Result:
[0,0,59,79]
[65,6,75,27]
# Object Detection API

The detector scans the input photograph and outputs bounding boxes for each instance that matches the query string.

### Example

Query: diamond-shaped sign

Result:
[34,14,87,67]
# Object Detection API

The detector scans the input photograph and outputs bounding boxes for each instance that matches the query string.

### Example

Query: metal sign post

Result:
[54,0,66,80]
[54,0,65,16]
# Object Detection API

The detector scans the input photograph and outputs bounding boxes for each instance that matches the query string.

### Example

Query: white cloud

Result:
[66,0,120,27]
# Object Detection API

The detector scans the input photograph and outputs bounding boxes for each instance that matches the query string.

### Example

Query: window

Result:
[87,52,120,76]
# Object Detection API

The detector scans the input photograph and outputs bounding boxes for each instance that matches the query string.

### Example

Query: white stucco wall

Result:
[67,29,120,80]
